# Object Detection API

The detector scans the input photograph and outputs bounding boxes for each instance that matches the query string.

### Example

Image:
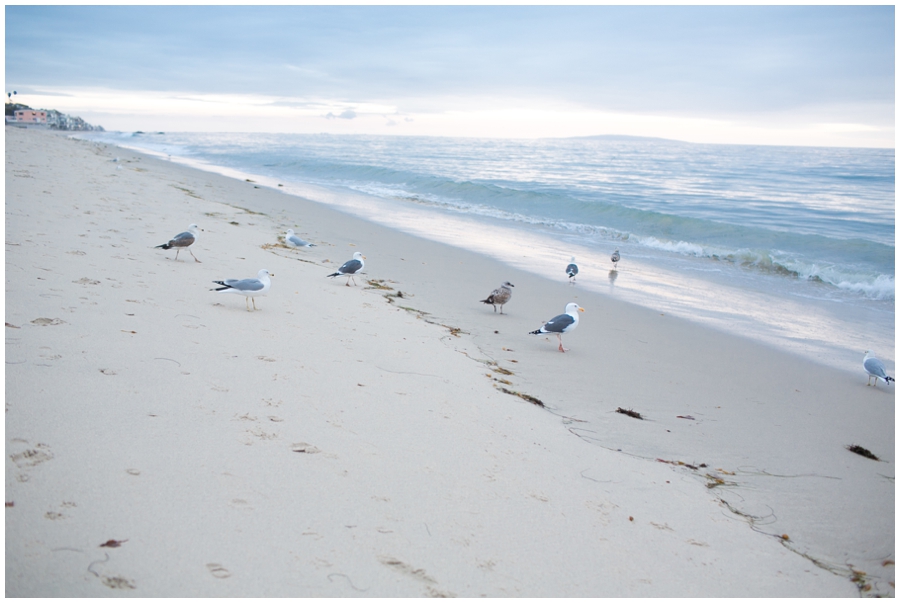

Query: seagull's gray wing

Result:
[865,356,888,378]
[224,278,265,292]
[339,259,363,274]
[542,313,575,333]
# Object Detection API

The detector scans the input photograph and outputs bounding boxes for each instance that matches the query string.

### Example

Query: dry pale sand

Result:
[5,127,894,597]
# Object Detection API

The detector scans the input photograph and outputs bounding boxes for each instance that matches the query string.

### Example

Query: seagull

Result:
[155,224,201,262]
[327,251,365,286]
[566,257,578,283]
[611,248,620,270]
[211,269,273,311]
[480,281,514,314]
[284,229,316,248]
[529,302,584,352]
[863,350,895,387]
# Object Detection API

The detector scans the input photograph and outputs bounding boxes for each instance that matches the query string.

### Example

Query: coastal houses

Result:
[5,106,102,131]
[13,109,46,123]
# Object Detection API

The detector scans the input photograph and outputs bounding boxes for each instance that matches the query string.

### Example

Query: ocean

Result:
[77,131,895,371]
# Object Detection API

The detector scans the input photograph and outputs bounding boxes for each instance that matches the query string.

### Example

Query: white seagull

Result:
[211,269,273,311]
[284,229,316,248]
[480,281,514,314]
[155,224,201,262]
[566,257,578,283]
[863,350,895,387]
[529,302,585,353]
[327,251,366,286]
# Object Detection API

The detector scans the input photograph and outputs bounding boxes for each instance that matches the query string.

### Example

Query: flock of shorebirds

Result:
[476,251,614,353]
[155,224,896,376]
[154,223,368,313]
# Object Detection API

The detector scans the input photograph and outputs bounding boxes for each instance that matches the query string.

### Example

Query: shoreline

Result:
[6,127,893,596]
[77,131,895,375]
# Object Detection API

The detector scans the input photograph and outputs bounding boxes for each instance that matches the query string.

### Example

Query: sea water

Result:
[79,131,895,371]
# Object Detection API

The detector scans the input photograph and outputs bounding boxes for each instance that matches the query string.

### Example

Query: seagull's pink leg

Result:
[557,334,568,352]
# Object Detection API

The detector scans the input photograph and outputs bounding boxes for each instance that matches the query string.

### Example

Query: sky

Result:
[4,5,896,147]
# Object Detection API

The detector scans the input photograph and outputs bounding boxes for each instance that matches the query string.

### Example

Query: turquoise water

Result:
[80,131,895,369]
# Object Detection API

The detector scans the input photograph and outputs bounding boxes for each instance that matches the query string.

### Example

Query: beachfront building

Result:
[14,109,47,124]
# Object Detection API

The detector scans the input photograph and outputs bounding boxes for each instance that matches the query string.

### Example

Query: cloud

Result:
[6,6,892,146]
[324,110,358,120]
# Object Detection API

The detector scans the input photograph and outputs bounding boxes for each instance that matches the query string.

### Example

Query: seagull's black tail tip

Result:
[156,243,171,249]
[887,376,896,383]
[480,297,492,305]
[326,272,339,278]
[528,329,542,335]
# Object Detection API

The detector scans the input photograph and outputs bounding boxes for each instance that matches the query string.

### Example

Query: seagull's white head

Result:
[502,281,514,288]
[285,229,295,237]
[353,252,366,260]
[565,302,584,315]
[258,269,273,279]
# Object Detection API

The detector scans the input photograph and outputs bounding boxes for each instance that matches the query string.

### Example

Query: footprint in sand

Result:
[9,442,54,468]
[207,563,231,579]
[31,318,65,326]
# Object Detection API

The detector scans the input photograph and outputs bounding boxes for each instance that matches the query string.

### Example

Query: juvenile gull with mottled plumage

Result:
[480,281,514,314]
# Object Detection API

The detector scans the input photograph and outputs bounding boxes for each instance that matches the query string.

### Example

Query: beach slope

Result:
[5,127,890,596]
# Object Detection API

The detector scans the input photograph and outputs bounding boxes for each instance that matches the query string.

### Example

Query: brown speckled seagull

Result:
[480,281,514,314]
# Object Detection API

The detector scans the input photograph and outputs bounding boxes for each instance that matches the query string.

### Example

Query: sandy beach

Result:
[5,127,893,596]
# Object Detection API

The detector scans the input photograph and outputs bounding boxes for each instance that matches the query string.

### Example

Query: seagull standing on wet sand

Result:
[211,269,273,311]
[327,251,366,286]
[284,229,316,248]
[480,281,514,314]
[863,350,895,387]
[611,248,620,270]
[155,224,201,262]
[566,257,578,283]
[529,302,584,352]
